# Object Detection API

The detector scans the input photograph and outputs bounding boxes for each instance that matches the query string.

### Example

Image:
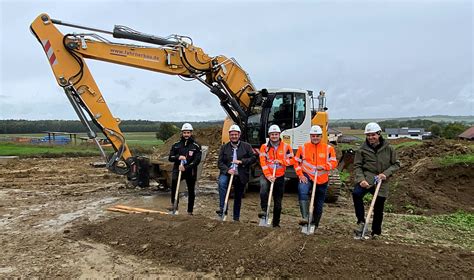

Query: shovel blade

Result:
[259,217,272,227]
[301,224,316,235]
[353,224,368,240]
[170,210,179,215]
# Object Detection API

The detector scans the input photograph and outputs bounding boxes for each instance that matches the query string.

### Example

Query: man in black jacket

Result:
[216,124,257,221]
[168,123,202,215]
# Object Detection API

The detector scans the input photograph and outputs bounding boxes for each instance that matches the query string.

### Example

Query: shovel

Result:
[221,173,234,221]
[354,177,383,240]
[259,163,277,227]
[171,160,185,215]
[301,170,318,235]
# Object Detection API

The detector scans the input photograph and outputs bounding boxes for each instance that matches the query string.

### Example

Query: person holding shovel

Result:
[167,123,202,215]
[216,124,256,222]
[352,122,400,238]
[258,124,295,228]
[294,125,338,229]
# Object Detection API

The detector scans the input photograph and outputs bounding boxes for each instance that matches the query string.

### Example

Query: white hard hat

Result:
[309,125,323,135]
[229,124,241,133]
[181,123,193,131]
[268,124,281,134]
[364,122,382,134]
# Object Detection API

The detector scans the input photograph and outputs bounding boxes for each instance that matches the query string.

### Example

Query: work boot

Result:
[216,209,228,216]
[354,221,365,236]
[312,213,322,229]
[258,209,267,219]
[167,204,177,211]
[298,200,309,225]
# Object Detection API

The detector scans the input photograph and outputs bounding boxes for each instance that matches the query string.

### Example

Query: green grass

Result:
[339,170,350,183]
[0,142,105,157]
[393,141,423,149]
[403,211,474,234]
[438,154,474,166]
[432,211,474,232]
[0,132,163,157]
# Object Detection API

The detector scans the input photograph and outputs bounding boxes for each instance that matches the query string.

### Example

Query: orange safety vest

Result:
[294,142,338,184]
[259,141,294,178]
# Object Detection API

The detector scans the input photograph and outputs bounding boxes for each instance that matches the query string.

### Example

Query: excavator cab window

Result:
[269,93,293,130]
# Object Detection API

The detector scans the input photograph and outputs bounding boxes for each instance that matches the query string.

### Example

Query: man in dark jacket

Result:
[168,123,202,215]
[352,122,400,238]
[216,124,257,221]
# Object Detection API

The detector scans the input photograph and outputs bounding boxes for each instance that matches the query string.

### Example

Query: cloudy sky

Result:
[0,0,472,121]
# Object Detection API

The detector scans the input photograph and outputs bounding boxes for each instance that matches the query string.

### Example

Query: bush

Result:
[155,123,179,141]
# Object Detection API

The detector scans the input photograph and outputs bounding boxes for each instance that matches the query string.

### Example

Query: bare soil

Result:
[1,137,473,278]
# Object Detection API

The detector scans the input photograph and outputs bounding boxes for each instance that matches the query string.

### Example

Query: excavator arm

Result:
[30,13,256,176]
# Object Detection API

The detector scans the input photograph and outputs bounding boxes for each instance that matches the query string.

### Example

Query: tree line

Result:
[1,119,469,140]
[0,120,223,134]
[334,119,470,139]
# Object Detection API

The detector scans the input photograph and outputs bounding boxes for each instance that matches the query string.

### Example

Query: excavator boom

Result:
[30,13,256,177]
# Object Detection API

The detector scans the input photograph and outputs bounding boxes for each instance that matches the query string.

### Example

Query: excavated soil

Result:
[390,140,474,214]
[71,214,473,278]
[1,137,473,278]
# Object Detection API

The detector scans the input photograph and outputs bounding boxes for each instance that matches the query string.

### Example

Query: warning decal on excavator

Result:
[41,39,58,66]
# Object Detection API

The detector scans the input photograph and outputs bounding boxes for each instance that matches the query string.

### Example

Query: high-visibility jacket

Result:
[294,142,338,184]
[259,141,294,178]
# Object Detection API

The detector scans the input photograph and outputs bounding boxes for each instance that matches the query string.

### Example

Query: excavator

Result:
[30,13,341,202]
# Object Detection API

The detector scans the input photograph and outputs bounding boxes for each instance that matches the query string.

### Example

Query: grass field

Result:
[0,132,162,157]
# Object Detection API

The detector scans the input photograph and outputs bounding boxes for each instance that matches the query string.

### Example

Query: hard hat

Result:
[229,124,241,133]
[309,125,323,135]
[268,124,281,134]
[364,122,382,134]
[181,123,193,131]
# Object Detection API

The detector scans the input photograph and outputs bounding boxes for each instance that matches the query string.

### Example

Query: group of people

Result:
[167,121,399,237]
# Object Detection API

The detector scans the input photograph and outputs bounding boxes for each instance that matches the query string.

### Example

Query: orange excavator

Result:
[30,14,340,201]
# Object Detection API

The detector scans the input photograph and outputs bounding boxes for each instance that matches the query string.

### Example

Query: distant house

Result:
[459,126,474,140]
[328,128,343,143]
[385,127,431,140]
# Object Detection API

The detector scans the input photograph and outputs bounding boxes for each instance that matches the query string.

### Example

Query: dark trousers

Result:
[259,176,285,226]
[352,183,386,235]
[218,174,245,221]
[171,171,196,213]
[297,174,328,227]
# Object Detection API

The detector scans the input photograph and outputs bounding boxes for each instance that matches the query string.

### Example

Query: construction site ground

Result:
[1,131,473,278]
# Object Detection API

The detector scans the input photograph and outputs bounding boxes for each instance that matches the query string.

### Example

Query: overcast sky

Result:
[0,0,472,121]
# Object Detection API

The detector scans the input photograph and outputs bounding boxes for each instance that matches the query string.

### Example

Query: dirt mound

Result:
[150,126,223,181]
[72,214,473,278]
[390,140,474,214]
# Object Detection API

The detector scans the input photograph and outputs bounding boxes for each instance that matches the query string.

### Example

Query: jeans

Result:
[260,175,285,226]
[352,183,386,235]
[170,171,196,213]
[297,173,328,226]
[218,174,245,221]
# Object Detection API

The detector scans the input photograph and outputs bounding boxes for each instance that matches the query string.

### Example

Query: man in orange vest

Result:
[258,124,294,228]
[294,125,338,228]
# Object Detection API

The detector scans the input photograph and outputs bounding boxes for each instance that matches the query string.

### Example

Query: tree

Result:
[442,123,468,139]
[156,122,179,141]
[429,124,442,137]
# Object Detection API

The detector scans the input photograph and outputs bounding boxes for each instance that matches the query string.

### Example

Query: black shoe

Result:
[167,205,177,211]
[371,233,381,240]
[258,211,266,219]
[273,224,280,228]
[357,219,365,225]
[216,209,223,216]
[187,212,193,216]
